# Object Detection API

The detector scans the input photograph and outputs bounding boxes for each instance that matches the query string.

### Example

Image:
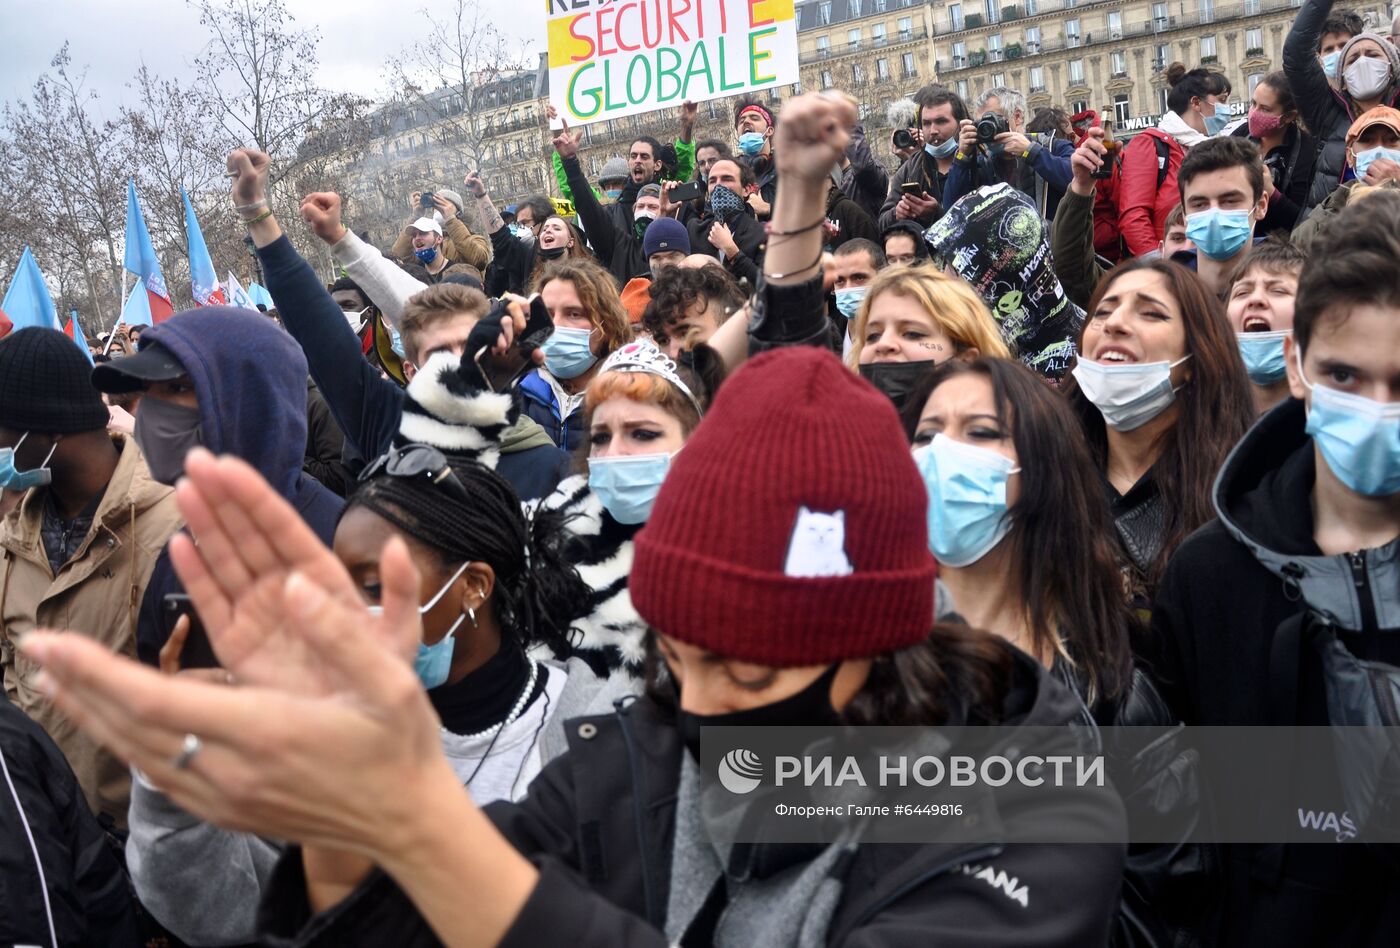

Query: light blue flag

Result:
[247,282,274,309]
[68,310,94,365]
[121,281,154,327]
[1,247,61,331]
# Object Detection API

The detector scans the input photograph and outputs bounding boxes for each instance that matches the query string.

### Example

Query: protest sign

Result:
[547,0,799,126]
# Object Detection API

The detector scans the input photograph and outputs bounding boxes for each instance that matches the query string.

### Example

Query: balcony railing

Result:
[932,0,1302,38]
[800,26,927,63]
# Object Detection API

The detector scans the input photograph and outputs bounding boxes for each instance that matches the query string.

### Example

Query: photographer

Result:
[887,97,921,164]
[942,86,1074,219]
[878,85,973,230]
[391,188,490,272]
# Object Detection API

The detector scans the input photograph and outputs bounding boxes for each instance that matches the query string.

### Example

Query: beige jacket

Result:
[391,215,492,272]
[0,434,182,826]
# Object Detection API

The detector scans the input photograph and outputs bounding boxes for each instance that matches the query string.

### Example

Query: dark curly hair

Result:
[640,265,748,350]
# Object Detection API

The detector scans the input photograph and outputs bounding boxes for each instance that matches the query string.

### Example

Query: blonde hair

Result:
[845,267,1011,370]
[400,284,490,363]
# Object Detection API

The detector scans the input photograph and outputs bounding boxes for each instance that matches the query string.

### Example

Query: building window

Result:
[1244,0,1260,11]
[1158,87,1170,111]
[1153,2,1168,29]
[818,1,831,25]
[1030,65,1045,91]
[877,57,891,81]
[1069,58,1084,84]
[1199,0,1214,23]
[1248,71,1265,94]
[1064,0,1077,7]
[1246,27,1263,52]
[985,0,1001,23]
[872,23,887,44]
[950,3,963,31]
[874,0,886,10]
[817,35,830,56]
[1108,11,1123,38]
[1072,98,1089,115]
[1066,19,1081,48]
[902,51,917,76]
[821,69,833,89]
[953,40,967,66]
[958,80,970,100]
[1201,35,1216,59]
[853,62,865,84]
[1026,26,1041,52]
[850,0,863,14]
[1114,93,1131,125]
[898,16,912,38]
[848,28,861,48]
[1155,43,1169,69]
[1025,0,1037,13]
[989,34,1003,61]
[1112,50,1126,76]
[991,72,1006,87]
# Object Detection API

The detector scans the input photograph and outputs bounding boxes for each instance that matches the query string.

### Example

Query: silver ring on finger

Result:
[172,733,203,771]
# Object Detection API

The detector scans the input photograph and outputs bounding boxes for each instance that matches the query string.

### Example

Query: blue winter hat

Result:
[643,217,690,257]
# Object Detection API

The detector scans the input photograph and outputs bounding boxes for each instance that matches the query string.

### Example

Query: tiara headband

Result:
[596,341,703,416]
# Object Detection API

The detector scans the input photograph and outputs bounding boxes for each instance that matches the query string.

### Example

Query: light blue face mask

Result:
[588,451,673,524]
[925,136,959,159]
[737,131,766,157]
[1322,50,1343,80]
[0,432,56,491]
[1204,107,1231,136]
[604,188,623,200]
[1353,146,1400,180]
[1185,207,1253,261]
[541,326,599,380]
[912,434,1020,567]
[367,559,471,690]
[1297,348,1400,497]
[1237,330,1290,385]
[834,286,867,320]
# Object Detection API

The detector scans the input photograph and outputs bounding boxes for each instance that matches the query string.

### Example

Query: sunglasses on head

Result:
[359,443,469,504]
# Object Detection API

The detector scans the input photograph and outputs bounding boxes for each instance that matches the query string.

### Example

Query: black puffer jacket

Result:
[0,701,140,947]
[1283,0,1400,211]
[258,647,1127,947]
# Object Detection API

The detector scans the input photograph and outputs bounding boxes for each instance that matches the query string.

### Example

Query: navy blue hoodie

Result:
[135,306,344,665]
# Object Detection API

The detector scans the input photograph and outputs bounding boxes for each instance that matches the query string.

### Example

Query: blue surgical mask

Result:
[368,560,471,690]
[912,434,1020,567]
[1204,106,1231,136]
[1185,207,1253,261]
[1353,146,1400,180]
[588,452,673,524]
[541,326,598,379]
[0,432,56,491]
[1237,330,1290,385]
[1297,348,1400,497]
[737,131,766,157]
[1071,355,1191,431]
[1322,50,1343,80]
[413,247,437,265]
[834,286,867,320]
[925,136,959,159]
[605,188,623,200]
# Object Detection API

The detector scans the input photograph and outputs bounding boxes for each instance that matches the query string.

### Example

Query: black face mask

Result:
[858,361,939,415]
[677,663,843,761]
[538,245,567,261]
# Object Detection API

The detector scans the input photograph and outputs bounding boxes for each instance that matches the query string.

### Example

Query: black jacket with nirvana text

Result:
[257,646,1127,947]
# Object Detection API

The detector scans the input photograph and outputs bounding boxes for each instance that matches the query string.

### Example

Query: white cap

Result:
[410,217,443,237]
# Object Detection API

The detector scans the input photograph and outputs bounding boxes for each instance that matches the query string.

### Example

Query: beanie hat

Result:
[0,328,109,434]
[599,157,629,184]
[436,188,465,213]
[639,183,664,201]
[631,347,936,666]
[643,217,691,257]
[1338,33,1400,99]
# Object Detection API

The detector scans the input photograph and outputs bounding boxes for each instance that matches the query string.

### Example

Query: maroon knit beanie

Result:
[631,346,936,667]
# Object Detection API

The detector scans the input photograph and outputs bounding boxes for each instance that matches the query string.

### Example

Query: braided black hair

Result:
[346,460,591,659]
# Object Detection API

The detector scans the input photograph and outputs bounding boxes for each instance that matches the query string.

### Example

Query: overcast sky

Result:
[0,0,545,116]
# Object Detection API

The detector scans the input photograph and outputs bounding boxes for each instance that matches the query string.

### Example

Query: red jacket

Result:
[1117,128,1185,257]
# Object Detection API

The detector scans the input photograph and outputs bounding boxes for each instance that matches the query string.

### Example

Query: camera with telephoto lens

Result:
[419,190,436,209]
[892,128,915,150]
[976,111,1010,144]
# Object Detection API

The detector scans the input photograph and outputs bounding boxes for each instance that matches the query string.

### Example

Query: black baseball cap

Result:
[91,341,188,394]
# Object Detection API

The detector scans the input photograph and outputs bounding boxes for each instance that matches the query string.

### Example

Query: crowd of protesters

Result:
[1,1,1400,945]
